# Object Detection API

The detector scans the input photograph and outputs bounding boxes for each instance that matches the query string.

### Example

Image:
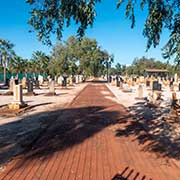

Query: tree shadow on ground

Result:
[115,101,180,161]
[112,166,153,180]
[0,103,129,169]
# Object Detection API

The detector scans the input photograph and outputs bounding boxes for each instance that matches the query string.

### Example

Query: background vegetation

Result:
[0,36,112,80]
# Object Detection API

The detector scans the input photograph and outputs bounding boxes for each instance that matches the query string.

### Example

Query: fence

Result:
[0,73,48,82]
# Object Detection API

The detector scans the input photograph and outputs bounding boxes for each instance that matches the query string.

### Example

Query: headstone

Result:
[72,76,76,83]
[49,80,55,94]
[27,79,34,93]
[158,76,161,83]
[139,76,145,84]
[152,81,159,91]
[8,84,27,109]
[69,77,73,86]
[133,77,136,82]
[170,85,174,91]
[172,92,177,101]
[116,76,120,87]
[9,78,15,92]
[75,75,79,84]
[170,81,173,87]
[173,82,178,91]
[174,74,178,82]
[57,76,63,85]
[157,83,162,91]
[62,76,67,87]
[35,79,40,89]
[146,80,150,87]
[13,84,23,104]
[79,75,83,83]
[21,77,27,89]
[109,75,112,83]
[119,81,123,89]
[38,75,44,85]
[14,78,19,85]
[54,76,57,82]
[138,85,143,98]
[111,76,116,86]
[136,78,140,85]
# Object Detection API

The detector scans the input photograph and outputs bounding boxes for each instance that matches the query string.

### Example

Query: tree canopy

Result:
[26,0,180,61]
[48,36,111,77]
[111,56,180,76]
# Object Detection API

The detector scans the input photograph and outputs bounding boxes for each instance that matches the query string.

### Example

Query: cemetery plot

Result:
[1,82,180,180]
[107,75,180,170]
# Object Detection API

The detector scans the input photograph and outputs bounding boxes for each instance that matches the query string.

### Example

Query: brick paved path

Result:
[0,82,180,180]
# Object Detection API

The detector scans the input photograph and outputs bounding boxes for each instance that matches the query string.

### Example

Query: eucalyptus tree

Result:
[49,43,70,77]
[26,0,180,62]
[48,36,110,77]
[78,37,108,76]
[65,36,80,75]
[0,38,15,83]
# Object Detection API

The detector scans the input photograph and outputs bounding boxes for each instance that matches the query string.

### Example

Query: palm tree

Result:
[0,38,15,84]
[9,56,28,76]
[31,51,50,76]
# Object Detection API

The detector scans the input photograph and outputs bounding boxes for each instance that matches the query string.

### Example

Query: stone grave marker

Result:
[75,75,79,84]
[57,76,63,86]
[170,81,174,87]
[69,76,73,86]
[79,75,83,83]
[9,78,15,92]
[119,81,123,89]
[32,77,39,89]
[27,79,33,93]
[8,84,26,110]
[158,83,162,91]
[62,76,67,87]
[26,79,35,95]
[48,80,56,95]
[136,78,140,85]
[14,78,19,85]
[146,80,150,87]
[139,76,145,84]
[13,84,23,103]
[21,77,27,89]
[152,81,159,91]
[137,85,143,99]
[38,75,44,85]
[111,76,116,86]
[174,74,178,82]
[72,76,76,83]
[170,85,174,91]
[116,76,120,87]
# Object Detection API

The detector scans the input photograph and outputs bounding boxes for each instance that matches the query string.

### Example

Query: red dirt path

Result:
[0,82,180,180]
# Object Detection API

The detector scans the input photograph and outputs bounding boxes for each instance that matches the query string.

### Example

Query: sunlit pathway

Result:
[0,82,180,180]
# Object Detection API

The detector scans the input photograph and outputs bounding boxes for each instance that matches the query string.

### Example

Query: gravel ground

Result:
[0,83,87,166]
[107,82,180,168]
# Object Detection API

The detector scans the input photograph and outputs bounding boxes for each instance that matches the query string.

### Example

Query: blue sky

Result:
[0,0,171,66]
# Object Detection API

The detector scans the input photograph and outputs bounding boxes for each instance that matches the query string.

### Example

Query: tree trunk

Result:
[3,65,6,85]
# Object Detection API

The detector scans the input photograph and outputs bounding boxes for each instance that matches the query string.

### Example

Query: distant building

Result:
[145,69,169,77]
